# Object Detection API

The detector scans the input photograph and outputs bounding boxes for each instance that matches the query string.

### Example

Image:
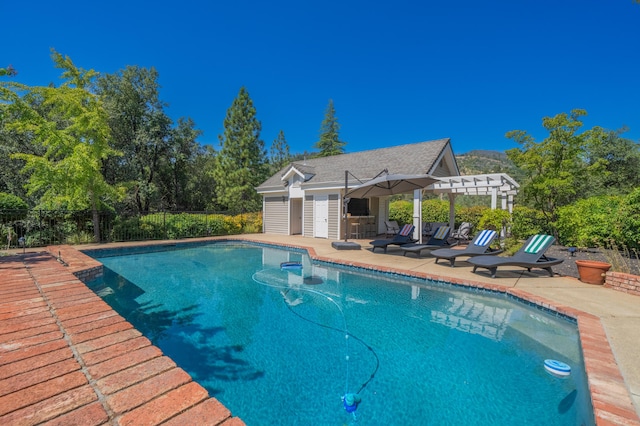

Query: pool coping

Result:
[2,237,639,425]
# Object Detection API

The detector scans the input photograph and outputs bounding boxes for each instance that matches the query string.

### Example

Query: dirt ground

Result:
[545,245,640,278]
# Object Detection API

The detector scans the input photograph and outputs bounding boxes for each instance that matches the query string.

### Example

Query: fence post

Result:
[163,211,167,240]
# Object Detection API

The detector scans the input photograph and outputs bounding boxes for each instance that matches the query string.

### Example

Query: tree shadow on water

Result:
[137,302,264,389]
[91,271,264,396]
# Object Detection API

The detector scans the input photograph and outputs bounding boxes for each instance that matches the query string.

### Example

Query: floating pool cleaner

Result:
[544,359,571,377]
[280,261,303,270]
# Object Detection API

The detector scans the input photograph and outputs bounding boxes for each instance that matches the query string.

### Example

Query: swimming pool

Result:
[87,241,594,425]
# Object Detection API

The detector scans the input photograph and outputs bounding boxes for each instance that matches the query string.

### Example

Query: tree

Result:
[96,65,172,213]
[0,65,17,77]
[4,51,122,241]
[269,129,291,173]
[315,99,346,157]
[505,109,602,229]
[212,87,267,212]
[157,117,207,210]
[582,126,640,196]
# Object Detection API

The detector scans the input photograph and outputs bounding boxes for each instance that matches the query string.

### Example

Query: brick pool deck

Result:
[1,234,639,425]
[0,250,244,426]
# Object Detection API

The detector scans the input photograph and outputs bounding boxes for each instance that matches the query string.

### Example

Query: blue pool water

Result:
[87,242,594,425]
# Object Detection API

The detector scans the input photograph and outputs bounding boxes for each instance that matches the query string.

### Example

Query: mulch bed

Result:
[545,245,640,278]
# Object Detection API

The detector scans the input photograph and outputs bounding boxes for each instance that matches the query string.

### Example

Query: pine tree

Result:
[269,129,291,172]
[315,99,346,157]
[213,87,267,212]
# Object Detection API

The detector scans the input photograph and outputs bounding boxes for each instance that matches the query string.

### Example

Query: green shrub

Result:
[455,205,488,230]
[389,200,413,225]
[510,206,547,239]
[0,193,28,210]
[478,209,512,234]
[66,231,95,245]
[421,198,449,222]
[618,188,640,249]
[556,196,622,247]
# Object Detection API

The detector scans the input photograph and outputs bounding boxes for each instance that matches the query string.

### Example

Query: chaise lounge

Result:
[467,234,563,278]
[399,226,453,258]
[370,224,416,253]
[431,229,502,267]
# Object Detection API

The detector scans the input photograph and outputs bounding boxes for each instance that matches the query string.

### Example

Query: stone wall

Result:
[605,271,640,296]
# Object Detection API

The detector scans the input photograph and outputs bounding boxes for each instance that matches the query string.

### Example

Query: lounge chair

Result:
[467,234,563,278]
[371,224,416,253]
[385,220,400,237]
[431,229,502,267]
[450,222,472,242]
[422,221,447,237]
[399,226,453,258]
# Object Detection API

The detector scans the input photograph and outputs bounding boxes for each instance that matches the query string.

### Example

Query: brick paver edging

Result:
[0,250,244,425]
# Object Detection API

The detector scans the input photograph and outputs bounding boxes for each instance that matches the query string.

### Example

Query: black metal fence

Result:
[0,209,262,249]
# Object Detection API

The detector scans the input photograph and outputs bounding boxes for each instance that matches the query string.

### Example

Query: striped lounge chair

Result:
[467,234,563,278]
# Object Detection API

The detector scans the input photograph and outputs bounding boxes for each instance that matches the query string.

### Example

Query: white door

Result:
[290,198,302,235]
[314,195,329,238]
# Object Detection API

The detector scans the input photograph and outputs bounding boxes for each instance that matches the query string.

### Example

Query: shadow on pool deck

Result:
[1,234,639,425]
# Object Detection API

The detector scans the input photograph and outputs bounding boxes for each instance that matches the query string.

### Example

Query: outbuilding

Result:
[256,138,461,240]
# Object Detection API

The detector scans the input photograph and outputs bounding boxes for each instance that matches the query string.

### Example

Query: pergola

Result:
[429,173,519,211]
[410,173,519,242]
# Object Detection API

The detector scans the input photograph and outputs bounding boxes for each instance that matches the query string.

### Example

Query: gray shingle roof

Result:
[257,138,453,191]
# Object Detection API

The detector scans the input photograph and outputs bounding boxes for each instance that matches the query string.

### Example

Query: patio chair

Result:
[450,222,472,242]
[422,221,447,237]
[431,229,502,267]
[384,220,400,237]
[399,226,454,258]
[371,224,416,253]
[467,234,563,278]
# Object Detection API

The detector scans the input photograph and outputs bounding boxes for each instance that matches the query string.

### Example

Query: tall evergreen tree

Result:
[315,99,346,157]
[269,129,291,172]
[213,87,267,212]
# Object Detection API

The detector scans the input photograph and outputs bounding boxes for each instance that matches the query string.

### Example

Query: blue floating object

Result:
[280,261,303,270]
[544,359,571,377]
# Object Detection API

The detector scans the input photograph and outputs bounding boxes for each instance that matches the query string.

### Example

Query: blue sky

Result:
[3,0,639,155]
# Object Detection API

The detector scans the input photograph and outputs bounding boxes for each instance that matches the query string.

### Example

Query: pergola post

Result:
[491,187,498,209]
[413,189,422,243]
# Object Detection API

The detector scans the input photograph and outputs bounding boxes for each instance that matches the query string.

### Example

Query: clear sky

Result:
[3,0,639,155]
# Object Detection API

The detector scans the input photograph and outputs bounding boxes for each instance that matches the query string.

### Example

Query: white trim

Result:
[428,173,519,197]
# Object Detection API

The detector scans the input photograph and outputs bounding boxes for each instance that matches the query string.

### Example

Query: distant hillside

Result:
[455,150,524,181]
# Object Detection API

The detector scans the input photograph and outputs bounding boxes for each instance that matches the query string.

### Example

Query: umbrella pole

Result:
[344,170,348,242]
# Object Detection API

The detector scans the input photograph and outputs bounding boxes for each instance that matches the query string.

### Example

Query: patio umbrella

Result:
[345,173,438,198]
[343,173,439,243]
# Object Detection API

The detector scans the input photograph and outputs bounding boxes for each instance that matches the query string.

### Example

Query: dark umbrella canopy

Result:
[345,173,438,198]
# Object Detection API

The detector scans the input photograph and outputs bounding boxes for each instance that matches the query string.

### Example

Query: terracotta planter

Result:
[575,260,612,285]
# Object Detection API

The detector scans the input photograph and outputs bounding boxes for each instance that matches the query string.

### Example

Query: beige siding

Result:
[328,194,340,240]
[264,196,289,235]
[432,158,456,177]
[303,195,313,237]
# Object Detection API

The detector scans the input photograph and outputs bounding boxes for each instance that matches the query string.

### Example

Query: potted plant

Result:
[575,259,612,285]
